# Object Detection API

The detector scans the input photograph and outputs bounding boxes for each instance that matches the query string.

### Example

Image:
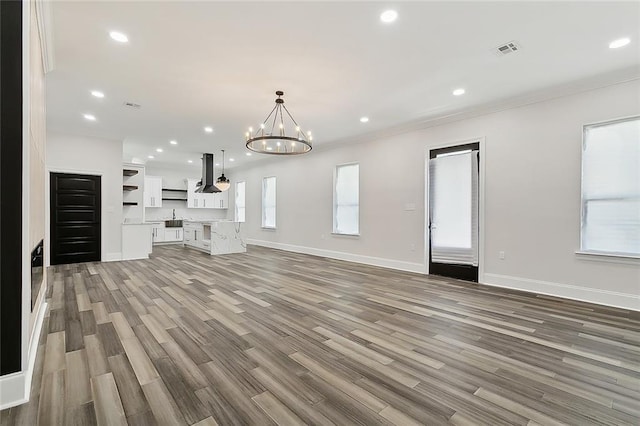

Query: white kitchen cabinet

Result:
[213,190,229,209]
[151,224,165,243]
[164,228,183,242]
[144,176,163,208]
[186,178,217,209]
[187,179,203,208]
[183,222,205,249]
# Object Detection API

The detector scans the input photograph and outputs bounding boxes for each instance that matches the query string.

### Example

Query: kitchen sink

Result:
[165,220,183,228]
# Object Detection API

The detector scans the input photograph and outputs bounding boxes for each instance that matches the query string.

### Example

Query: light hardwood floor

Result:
[2,245,639,425]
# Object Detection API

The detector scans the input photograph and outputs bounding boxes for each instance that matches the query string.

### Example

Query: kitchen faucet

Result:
[172,209,176,220]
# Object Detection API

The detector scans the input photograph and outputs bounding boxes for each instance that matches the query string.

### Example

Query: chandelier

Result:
[245,91,312,155]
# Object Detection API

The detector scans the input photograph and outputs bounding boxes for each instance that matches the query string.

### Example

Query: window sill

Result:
[575,250,640,265]
[261,226,276,231]
[332,232,360,237]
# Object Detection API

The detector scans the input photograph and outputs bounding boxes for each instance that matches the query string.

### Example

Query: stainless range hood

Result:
[195,153,221,193]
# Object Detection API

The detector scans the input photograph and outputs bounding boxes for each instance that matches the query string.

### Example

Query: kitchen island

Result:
[183,220,246,255]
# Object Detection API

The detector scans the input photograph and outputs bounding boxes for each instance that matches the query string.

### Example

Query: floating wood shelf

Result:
[123,202,138,206]
[123,185,138,191]
[123,169,139,177]
[162,188,188,193]
[162,198,188,201]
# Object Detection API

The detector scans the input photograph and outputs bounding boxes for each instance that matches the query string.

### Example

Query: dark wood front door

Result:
[50,173,102,265]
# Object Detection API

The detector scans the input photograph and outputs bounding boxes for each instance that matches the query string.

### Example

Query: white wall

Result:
[144,165,230,221]
[46,133,123,262]
[232,80,640,310]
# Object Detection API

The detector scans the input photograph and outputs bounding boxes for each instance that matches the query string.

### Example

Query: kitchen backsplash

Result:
[145,200,229,221]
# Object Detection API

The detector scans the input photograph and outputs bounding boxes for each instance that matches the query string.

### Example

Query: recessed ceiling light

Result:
[453,88,466,96]
[188,160,193,163]
[360,116,369,123]
[148,155,154,159]
[246,152,252,156]
[215,163,220,166]
[83,114,96,121]
[169,140,177,145]
[91,90,104,98]
[380,10,398,23]
[609,37,630,49]
[109,31,128,43]
[229,158,235,162]
[156,148,163,153]
[204,126,213,133]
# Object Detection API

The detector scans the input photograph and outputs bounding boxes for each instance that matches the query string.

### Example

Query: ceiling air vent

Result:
[123,101,142,109]
[495,41,520,56]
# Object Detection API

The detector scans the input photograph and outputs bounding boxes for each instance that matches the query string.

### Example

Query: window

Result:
[262,177,276,228]
[581,116,640,256]
[235,181,245,223]
[333,163,359,235]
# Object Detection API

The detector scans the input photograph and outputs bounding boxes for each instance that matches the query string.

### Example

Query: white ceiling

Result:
[47,1,640,170]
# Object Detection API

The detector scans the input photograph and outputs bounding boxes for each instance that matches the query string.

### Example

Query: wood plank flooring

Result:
[2,245,639,425]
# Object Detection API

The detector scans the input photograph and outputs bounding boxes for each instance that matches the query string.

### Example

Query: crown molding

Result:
[35,0,54,73]
[315,67,640,152]
[231,68,640,173]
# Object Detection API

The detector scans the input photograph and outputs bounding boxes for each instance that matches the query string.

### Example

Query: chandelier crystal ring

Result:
[245,90,312,155]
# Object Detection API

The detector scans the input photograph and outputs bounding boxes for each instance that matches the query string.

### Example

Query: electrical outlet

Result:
[499,251,505,260]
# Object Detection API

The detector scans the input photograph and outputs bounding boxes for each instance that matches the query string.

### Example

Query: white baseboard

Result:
[103,252,122,262]
[248,240,639,311]
[247,239,425,274]
[482,273,640,311]
[0,300,48,410]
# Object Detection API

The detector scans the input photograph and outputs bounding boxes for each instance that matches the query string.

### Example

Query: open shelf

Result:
[162,198,188,201]
[123,169,139,177]
[123,202,138,206]
[123,185,138,191]
[162,188,187,193]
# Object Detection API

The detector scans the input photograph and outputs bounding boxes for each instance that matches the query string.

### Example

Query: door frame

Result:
[45,168,105,267]
[424,137,486,283]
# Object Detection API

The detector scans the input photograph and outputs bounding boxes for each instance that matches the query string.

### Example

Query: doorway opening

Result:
[427,142,480,282]
[50,172,102,265]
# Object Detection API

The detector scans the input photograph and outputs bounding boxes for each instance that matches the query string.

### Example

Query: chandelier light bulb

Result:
[260,123,265,129]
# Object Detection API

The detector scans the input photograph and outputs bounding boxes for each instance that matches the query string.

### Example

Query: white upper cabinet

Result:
[144,176,163,208]
[186,178,199,208]
[213,190,229,209]
[186,178,227,209]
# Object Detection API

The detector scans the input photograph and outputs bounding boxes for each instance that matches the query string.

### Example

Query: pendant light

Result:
[245,90,312,155]
[216,150,230,192]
